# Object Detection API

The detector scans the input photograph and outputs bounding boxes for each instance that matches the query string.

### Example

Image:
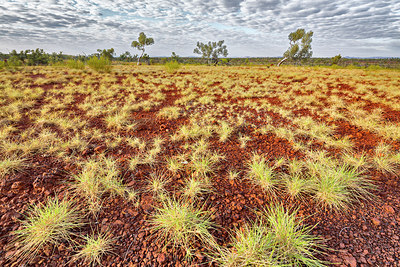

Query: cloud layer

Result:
[1,0,399,57]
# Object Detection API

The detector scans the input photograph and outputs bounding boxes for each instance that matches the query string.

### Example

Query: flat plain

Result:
[1,65,399,266]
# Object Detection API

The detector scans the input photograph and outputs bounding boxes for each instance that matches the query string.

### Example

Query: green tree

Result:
[278,29,313,66]
[96,48,115,61]
[193,40,228,65]
[170,52,181,63]
[118,51,137,62]
[331,54,342,65]
[131,32,154,65]
[26,49,49,65]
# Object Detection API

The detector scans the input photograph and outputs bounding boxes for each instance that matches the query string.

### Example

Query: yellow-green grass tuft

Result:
[150,197,216,259]
[11,197,83,263]
[73,232,114,266]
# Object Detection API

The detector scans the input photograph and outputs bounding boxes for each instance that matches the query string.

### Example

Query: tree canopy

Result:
[193,40,228,65]
[278,29,313,66]
[131,32,154,65]
[96,48,115,61]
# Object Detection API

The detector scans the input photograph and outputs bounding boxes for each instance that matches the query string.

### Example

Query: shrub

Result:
[164,60,181,73]
[331,54,341,65]
[7,56,23,69]
[66,59,85,70]
[87,56,111,72]
[366,64,383,70]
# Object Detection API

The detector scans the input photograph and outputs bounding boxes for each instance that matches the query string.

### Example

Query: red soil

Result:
[1,68,399,266]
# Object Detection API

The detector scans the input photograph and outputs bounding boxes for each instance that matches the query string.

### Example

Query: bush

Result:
[87,56,111,72]
[331,54,342,65]
[66,59,85,70]
[0,60,5,69]
[7,56,23,69]
[366,64,383,70]
[164,60,181,73]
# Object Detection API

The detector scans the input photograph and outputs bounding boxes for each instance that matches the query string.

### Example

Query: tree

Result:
[278,29,313,66]
[131,32,154,65]
[170,52,181,63]
[118,51,138,62]
[193,40,228,65]
[96,48,115,61]
[331,54,342,65]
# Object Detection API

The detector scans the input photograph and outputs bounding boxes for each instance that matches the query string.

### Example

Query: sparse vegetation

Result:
[1,63,398,266]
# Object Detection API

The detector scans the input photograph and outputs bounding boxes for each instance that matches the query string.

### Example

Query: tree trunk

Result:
[137,50,145,66]
[277,57,287,67]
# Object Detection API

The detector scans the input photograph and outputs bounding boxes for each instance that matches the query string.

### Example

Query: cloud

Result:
[0,0,398,57]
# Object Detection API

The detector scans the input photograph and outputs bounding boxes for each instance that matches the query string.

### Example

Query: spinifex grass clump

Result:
[150,197,216,259]
[146,171,170,200]
[189,151,221,178]
[0,155,27,180]
[182,175,212,199]
[282,159,309,200]
[71,157,132,213]
[11,197,83,263]
[214,205,325,266]
[216,121,234,142]
[306,156,375,211]
[72,232,114,266]
[247,153,279,195]
[372,143,399,175]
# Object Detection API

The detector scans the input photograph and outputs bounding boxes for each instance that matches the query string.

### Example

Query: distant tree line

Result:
[1,28,399,68]
[0,49,66,66]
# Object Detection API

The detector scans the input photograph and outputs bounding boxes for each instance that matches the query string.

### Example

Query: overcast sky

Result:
[1,0,399,57]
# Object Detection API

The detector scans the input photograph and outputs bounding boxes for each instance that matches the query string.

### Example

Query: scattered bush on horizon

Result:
[6,56,24,69]
[87,56,111,72]
[65,59,85,70]
[164,60,181,73]
[331,54,342,65]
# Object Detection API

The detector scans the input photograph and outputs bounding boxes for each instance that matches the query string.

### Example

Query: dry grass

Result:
[11,197,83,263]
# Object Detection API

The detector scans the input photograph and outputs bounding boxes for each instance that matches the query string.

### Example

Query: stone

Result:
[343,254,357,267]
[157,253,166,264]
[383,205,395,214]
[371,218,380,226]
